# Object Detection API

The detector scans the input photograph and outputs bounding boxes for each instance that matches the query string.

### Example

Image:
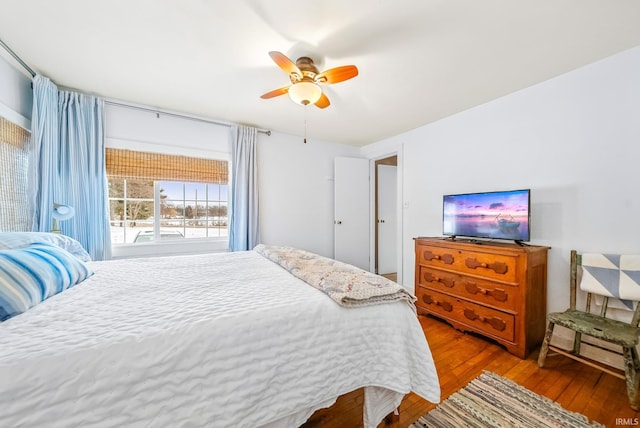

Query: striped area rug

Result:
[411,371,604,428]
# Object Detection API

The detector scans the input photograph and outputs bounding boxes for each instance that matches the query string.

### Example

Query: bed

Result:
[0,234,440,428]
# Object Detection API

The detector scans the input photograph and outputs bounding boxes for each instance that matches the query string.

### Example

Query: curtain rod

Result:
[0,38,36,77]
[104,100,271,136]
[0,38,271,136]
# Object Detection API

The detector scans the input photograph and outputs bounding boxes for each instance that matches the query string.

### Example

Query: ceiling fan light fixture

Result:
[288,81,322,106]
[261,51,357,109]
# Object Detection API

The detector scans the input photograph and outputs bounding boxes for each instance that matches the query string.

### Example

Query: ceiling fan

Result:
[260,51,358,109]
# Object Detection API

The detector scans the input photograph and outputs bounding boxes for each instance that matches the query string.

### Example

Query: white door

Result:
[334,157,370,271]
[377,164,397,274]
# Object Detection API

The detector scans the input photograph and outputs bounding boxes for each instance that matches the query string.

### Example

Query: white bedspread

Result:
[0,250,439,427]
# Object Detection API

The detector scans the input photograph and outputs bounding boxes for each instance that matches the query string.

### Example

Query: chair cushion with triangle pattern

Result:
[580,254,640,309]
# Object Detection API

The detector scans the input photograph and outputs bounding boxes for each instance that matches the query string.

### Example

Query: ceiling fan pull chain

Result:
[304,105,308,144]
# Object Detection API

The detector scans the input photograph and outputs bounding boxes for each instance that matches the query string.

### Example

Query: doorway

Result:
[375,155,397,278]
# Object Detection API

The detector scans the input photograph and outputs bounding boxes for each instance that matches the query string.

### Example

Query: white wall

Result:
[106,103,231,158]
[258,131,360,257]
[362,45,640,314]
[0,54,32,128]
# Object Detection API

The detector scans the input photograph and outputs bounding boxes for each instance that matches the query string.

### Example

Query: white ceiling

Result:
[1,0,640,146]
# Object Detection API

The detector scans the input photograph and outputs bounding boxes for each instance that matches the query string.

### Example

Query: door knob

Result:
[335,220,342,224]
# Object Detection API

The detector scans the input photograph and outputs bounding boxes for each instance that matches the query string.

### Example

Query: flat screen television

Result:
[443,189,530,242]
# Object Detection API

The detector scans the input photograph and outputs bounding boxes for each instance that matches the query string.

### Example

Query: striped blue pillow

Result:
[0,232,92,261]
[0,243,93,321]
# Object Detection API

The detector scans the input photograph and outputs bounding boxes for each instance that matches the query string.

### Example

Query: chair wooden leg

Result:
[573,331,582,355]
[623,346,640,411]
[538,322,554,367]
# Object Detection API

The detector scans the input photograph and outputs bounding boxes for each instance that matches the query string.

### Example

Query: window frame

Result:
[105,147,231,259]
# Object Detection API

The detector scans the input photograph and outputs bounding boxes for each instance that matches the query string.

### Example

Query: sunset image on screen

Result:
[443,189,530,241]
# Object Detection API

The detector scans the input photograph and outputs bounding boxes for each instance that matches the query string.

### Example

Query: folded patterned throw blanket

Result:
[254,244,416,310]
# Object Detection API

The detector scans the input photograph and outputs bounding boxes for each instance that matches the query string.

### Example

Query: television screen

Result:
[443,189,530,242]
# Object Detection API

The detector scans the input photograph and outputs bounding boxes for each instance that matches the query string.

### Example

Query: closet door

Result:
[334,157,370,271]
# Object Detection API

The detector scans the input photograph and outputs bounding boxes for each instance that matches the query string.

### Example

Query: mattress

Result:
[0,250,440,427]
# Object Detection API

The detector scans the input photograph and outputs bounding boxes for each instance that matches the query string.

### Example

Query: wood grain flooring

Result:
[301,314,639,428]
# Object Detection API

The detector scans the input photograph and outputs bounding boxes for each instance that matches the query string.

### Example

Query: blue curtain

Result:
[28,75,59,232]
[58,91,111,260]
[229,125,259,251]
[29,75,112,260]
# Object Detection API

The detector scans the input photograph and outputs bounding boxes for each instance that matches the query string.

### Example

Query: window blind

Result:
[105,148,228,184]
[0,115,30,231]
[0,115,29,149]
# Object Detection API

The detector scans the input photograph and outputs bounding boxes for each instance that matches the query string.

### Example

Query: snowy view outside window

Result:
[109,179,228,244]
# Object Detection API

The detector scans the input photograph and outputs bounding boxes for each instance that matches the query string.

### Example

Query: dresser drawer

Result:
[416,245,458,268]
[416,288,515,342]
[416,266,518,311]
[418,244,518,283]
[455,249,518,283]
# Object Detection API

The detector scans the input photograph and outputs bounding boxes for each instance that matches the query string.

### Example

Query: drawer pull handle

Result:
[440,277,455,288]
[463,309,506,331]
[422,250,454,265]
[423,272,455,288]
[465,258,508,274]
[422,294,453,312]
[464,282,508,302]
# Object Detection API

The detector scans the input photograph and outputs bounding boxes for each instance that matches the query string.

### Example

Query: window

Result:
[106,149,228,245]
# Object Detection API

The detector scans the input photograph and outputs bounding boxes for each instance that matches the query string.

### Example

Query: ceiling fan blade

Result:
[269,51,301,76]
[316,65,358,84]
[314,92,330,109]
[260,86,290,99]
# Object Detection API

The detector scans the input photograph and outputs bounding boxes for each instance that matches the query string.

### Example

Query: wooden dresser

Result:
[414,237,549,359]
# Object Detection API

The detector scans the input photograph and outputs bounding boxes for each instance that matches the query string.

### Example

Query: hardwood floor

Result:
[381,273,397,282]
[302,314,639,428]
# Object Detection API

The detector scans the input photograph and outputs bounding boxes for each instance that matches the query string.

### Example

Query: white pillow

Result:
[0,232,92,262]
